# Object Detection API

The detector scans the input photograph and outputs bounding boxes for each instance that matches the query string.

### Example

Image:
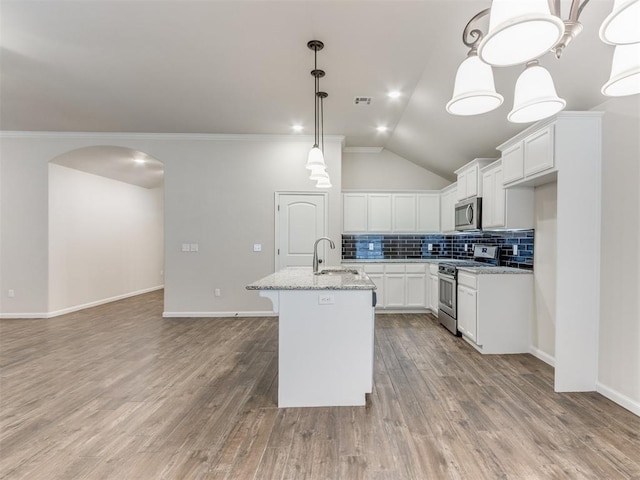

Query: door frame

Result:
[274,191,329,271]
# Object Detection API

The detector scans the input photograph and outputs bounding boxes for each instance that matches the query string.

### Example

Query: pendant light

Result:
[508,61,566,123]
[602,43,640,97]
[305,40,326,171]
[600,0,640,45]
[478,0,565,67]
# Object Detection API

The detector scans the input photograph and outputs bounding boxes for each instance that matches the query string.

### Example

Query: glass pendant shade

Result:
[508,63,566,123]
[446,54,504,115]
[478,0,565,67]
[305,145,325,170]
[315,176,332,188]
[602,43,640,96]
[309,165,329,181]
[600,0,640,45]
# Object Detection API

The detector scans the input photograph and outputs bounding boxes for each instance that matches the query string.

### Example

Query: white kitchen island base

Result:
[260,289,375,408]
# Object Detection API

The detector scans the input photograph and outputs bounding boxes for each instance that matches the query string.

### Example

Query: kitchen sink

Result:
[317,267,360,276]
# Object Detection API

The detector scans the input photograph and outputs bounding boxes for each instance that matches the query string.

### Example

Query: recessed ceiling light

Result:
[387,91,401,99]
[292,124,304,132]
[376,126,389,133]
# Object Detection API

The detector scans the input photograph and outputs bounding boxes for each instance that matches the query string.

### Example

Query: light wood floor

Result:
[1,291,639,479]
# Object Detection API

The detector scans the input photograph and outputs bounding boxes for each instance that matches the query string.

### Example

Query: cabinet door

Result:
[502,142,524,184]
[456,172,468,201]
[493,167,506,228]
[482,170,495,228]
[429,275,439,312]
[524,124,555,177]
[392,194,417,232]
[467,167,478,198]
[417,194,440,232]
[367,194,392,232]
[385,274,405,308]
[457,286,477,342]
[405,274,426,308]
[440,189,455,233]
[343,193,368,232]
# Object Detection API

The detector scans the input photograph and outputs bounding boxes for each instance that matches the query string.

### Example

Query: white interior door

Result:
[276,193,327,270]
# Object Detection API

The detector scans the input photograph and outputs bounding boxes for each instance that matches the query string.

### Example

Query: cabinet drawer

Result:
[385,264,406,274]
[429,264,439,275]
[363,264,384,274]
[406,264,426,274]
[458,272,477,289]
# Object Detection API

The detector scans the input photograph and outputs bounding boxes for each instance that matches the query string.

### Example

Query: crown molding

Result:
[343,146,384,154]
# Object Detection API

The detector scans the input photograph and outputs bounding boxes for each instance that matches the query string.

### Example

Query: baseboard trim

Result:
[596,382,640,417]
[46,286,164,318]
[530,346,555,367]
[162,311,277,318]
[0,312,50,319]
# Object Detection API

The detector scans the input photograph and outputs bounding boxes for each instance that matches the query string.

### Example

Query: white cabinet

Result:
[343,193,368,232]
[405,264,426,308]
[384,264,406,308]
[367,194,392,232]
[455,159,495,201]
[481,160,534,230]
[501,142,524,184]
[523,124,555,177]
[457,272,478,342]
[343,192,440,233]
[392,194,417,232]
[363,264,384,309]
[416,194,440,232]
[440,185,457,233]
[428,265,439,314]
[455,270,533,354]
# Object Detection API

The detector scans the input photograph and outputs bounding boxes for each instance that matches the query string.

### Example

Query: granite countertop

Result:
[457,266,533,275]
[246,267,377,291]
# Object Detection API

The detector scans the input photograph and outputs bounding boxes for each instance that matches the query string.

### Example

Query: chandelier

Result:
[305,40,331,188]
[447,0,640,123]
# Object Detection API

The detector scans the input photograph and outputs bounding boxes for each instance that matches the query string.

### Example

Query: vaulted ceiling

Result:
[1,0,618,181]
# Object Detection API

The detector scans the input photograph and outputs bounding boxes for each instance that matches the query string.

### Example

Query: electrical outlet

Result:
[215,289,221,297]
[427,243,433,251]
[464,244,468,252]
[368,243,374,251]
[513,244,519,255]
[318,294,334,305]
[8,289,15,298]
[253,244,262,252]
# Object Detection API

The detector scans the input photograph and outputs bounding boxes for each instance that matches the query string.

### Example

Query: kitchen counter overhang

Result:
[246,266,377,291]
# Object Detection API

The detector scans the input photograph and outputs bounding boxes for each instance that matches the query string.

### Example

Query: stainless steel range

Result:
[438,245,499,335]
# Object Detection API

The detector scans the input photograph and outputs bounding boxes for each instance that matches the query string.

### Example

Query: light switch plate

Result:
[190,243,199,252]
[318,294,334,305]
[181,243,190,252]
[253,244,262,252]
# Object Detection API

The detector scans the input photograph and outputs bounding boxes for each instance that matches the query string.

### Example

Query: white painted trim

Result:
[530,346,556,367]
[343,147,384,154]
[162,311,277,318]
[0,312,49,319]
[0,131,345,143]
[596,382,640,417]
[47,286,164,318]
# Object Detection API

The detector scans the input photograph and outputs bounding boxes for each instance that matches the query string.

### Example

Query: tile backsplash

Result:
[342,230,534,270]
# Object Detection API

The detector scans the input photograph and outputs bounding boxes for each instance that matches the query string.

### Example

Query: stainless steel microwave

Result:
[455,197,482,231]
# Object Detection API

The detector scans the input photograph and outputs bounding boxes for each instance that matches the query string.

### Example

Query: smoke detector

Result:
[354,96,372,105]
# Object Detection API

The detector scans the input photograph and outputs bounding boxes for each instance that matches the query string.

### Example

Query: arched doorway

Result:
[48,146,164,315]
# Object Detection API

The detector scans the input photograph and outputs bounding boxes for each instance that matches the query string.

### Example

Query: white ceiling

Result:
[1,0,618,182]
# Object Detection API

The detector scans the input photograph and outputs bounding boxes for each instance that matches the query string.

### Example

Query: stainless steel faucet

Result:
[312,237,335,274]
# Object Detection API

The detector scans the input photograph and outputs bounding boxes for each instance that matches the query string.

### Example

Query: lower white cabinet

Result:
[456,270,533,354]
[428,264,439,315]
[405,265,426,308]
[384,265,406,308]
[359,263,430,310]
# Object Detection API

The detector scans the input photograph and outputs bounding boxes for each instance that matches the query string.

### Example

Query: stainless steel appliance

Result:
[455,197,482,231]
[438,245,499,335]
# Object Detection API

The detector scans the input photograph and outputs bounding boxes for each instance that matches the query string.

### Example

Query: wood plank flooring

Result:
[1,290,639,479]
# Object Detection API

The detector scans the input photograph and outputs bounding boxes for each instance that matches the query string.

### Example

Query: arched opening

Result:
[48,145,164,315]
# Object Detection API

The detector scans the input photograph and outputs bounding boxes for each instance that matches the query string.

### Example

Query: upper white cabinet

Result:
[367,194,392,232]
[342,192,440,233]
[343,193,368,232]
[417,194,440,232]
[440,184,457,233]
[481,160,534,230]
[523,124,555,177]
[455,158,495,201]
[501,142,525,184]
[392,194,417,232]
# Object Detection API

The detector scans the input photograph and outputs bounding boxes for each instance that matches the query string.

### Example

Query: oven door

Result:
[438,273,456,319]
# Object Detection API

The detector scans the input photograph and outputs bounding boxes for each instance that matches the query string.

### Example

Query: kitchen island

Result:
[247,267,377,408]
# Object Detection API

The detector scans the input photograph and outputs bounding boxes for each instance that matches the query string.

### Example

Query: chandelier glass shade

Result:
[308,165,329,181]
[508,61,566,123]
[600,0,640,45]
[601,43,640,97]
[446,53,504,115]
[315,176,332,188]
[306,145,325,170]
[477,0,565,67]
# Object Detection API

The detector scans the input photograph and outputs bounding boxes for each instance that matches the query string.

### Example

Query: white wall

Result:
[342,148,449,190]
[48,164,164,314]
[0,133,343,317]
[532,182,557,364]
[596,96,640,414]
